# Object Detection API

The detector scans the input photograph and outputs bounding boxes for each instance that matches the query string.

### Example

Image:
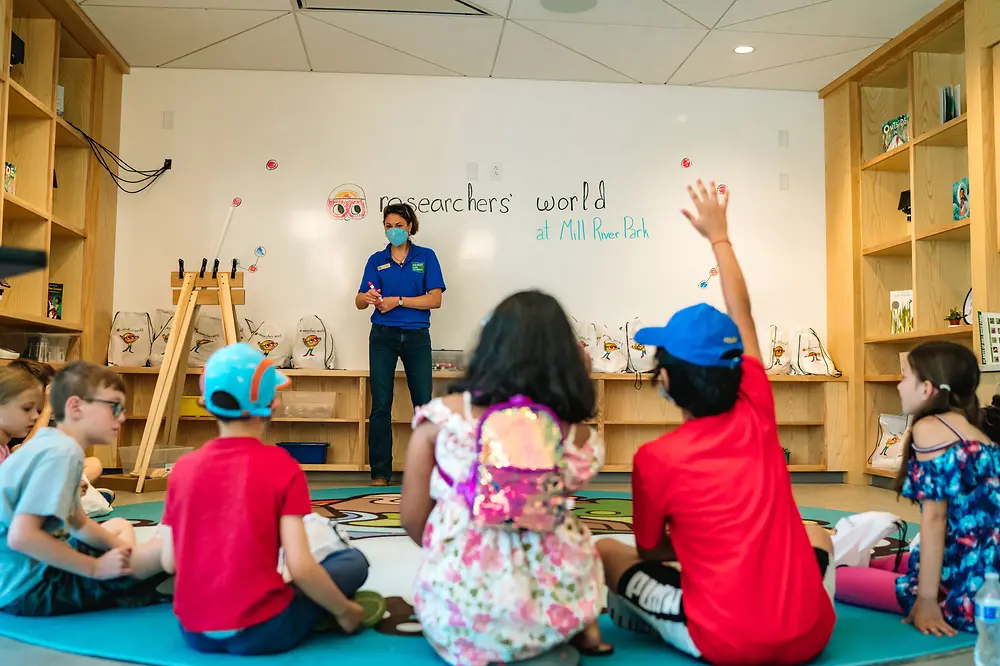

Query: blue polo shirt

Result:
[359,244,446,330]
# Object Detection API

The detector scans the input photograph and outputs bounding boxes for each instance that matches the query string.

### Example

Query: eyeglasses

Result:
[85,398,126,418]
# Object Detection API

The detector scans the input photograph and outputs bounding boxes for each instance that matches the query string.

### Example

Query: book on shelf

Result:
[953,177,970,221]
[890,290,914,335]
[47,283,63,320]
[3,163,15,196]
[882,114,909,152]
[939,85,962,123]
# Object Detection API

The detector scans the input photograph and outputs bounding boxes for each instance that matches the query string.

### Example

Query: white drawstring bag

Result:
[148,308,174,367]
[291,315,335,369]
[765,325,796,375]
[81,477,112,518]
[108,312,152,367]
[625,318,656,373]
[592,324,628,373]
[277,513,352,582]
[188,314,224,367]
[571,317,597,357]
[243,319,290,367]
[830,511,907,568]
[869,414,909,470]
[795,328,841,377]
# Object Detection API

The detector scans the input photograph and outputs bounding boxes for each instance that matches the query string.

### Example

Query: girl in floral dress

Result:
[836,342,1000,636]
[400,290,610,666]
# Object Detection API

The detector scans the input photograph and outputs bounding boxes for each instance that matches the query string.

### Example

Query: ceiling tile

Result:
[508,0,701,28]
[721,0,943,39]
[298,0,483,12]
[696,45,880,90]
[298,14,457,75]
[307,12,502,76]
[493,21,631,82]
[520,20,705,84]
[669,30,884,84]
[664,1,739,28]
[717,0,827,27]
[466,0,511,17]
[164,13,309,70]
[81,6,286,67]
[80,0,290,8]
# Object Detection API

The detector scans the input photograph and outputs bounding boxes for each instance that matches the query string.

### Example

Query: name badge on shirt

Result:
[412,262,425,273]
[377,263,390,271]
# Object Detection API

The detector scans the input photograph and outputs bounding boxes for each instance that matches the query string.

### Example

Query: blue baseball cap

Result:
[634,304,744,368]
[201,343,290,419]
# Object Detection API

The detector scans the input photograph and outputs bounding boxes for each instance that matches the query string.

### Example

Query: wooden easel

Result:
[130,260,244,492]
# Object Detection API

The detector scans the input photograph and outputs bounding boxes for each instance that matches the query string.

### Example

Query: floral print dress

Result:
[896,416,1000,631]
[411,394,605,666]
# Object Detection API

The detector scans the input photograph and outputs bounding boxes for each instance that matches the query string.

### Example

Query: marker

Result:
[368,282,383,301]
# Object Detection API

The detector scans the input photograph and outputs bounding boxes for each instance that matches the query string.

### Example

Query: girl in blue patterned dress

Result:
[836,342,1000,636]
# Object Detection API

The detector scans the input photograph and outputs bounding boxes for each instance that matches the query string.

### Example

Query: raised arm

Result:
[681,180,760,360]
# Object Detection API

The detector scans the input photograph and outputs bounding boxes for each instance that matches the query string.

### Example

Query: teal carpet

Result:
[0,488,976,665]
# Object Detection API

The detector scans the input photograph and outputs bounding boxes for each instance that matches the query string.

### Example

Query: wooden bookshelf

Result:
[99,368,849,484]
[821,0,1000,484]
[0,1,127,363]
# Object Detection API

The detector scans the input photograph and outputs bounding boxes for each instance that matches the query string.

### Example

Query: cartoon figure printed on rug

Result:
[257,339,279,356]
[836,341,1000,637]
[596,180,837,665]
[302,335,321,357]
[602,339,619,361]
[190,338,212,354]
[119,332,139,354]
[328,184,368,221]
[400,290,613,664]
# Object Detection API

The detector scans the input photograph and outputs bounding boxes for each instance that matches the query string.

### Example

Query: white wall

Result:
[114,68,826,368]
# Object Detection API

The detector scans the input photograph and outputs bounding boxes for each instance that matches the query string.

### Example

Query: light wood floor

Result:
[0,481,954,666]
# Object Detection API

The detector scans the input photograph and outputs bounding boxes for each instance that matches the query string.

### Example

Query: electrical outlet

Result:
[163,111,174,130]
[491,163,502,180]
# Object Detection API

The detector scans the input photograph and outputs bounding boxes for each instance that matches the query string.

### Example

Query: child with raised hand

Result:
[596,181,835,666]
[836,341,999,637]
[0,366,44,465]
[0,362,166,616]
[161,343,380,656]
[401,290,609,666]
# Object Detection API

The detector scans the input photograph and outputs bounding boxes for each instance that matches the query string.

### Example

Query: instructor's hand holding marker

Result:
[365,282,383,306]
[681,179,730,245]
[376,297,400,315]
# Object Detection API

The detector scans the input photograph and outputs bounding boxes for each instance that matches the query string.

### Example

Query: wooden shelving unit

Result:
[821,0,1000,484]
[102,368,849,482]
[0,1,127,362]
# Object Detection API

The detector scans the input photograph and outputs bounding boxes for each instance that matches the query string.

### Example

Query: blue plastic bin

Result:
[277,442,329,464]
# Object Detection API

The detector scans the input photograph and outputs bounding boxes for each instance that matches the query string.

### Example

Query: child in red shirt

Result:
[597,181,836,666]
[160,343,371,655]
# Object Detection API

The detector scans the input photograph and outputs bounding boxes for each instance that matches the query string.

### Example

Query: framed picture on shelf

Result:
[953,177,970,221]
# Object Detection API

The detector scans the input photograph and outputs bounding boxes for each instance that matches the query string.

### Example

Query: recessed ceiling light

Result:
[541,0,598,13]
[734,46,755,54]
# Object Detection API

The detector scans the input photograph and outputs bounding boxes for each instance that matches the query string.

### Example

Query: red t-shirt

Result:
[162,437,313,633]
[633,355,835,665]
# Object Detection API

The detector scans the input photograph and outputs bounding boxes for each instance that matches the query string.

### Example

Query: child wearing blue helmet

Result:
[159,343,373,655]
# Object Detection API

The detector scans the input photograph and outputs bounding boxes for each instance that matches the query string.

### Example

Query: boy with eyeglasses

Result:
[0,362,167,616]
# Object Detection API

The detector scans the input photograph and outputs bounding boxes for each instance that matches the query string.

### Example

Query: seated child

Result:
[400,290,610,666]
[6,359,114,504]
[837,342,998,637]
[0,366,45,465]
[596,181,835,666]
[0,362,166,616]
[160,343,376,656]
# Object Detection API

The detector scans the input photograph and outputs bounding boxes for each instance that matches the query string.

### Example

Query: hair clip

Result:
[939,383,952,392]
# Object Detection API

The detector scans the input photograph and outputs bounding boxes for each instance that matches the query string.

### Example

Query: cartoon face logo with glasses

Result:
[327,184,368,221]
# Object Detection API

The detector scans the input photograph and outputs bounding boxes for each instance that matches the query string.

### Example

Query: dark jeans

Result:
[180,548,369,656]
[368,324,432,480]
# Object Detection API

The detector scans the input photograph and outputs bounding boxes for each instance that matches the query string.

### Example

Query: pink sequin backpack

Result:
[442,395,569,531]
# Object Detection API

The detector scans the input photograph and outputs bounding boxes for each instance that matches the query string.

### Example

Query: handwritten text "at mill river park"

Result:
[536,217,650,242]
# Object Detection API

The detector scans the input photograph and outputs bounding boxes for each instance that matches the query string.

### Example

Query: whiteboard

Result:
[114,69,827,369]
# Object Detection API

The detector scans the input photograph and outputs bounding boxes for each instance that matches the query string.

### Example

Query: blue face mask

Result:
[658,382,674,403]
[386,227,409,247]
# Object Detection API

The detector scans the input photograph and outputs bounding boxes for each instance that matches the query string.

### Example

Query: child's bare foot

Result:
[570,621,614,657]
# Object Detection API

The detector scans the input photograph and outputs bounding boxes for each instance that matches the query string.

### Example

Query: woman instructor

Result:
[356,203,445,486]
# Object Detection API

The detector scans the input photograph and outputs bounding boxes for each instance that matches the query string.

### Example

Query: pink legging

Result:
[835,553,910,614]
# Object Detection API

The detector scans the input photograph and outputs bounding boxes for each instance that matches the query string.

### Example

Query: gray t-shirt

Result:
[0,428,84,607]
